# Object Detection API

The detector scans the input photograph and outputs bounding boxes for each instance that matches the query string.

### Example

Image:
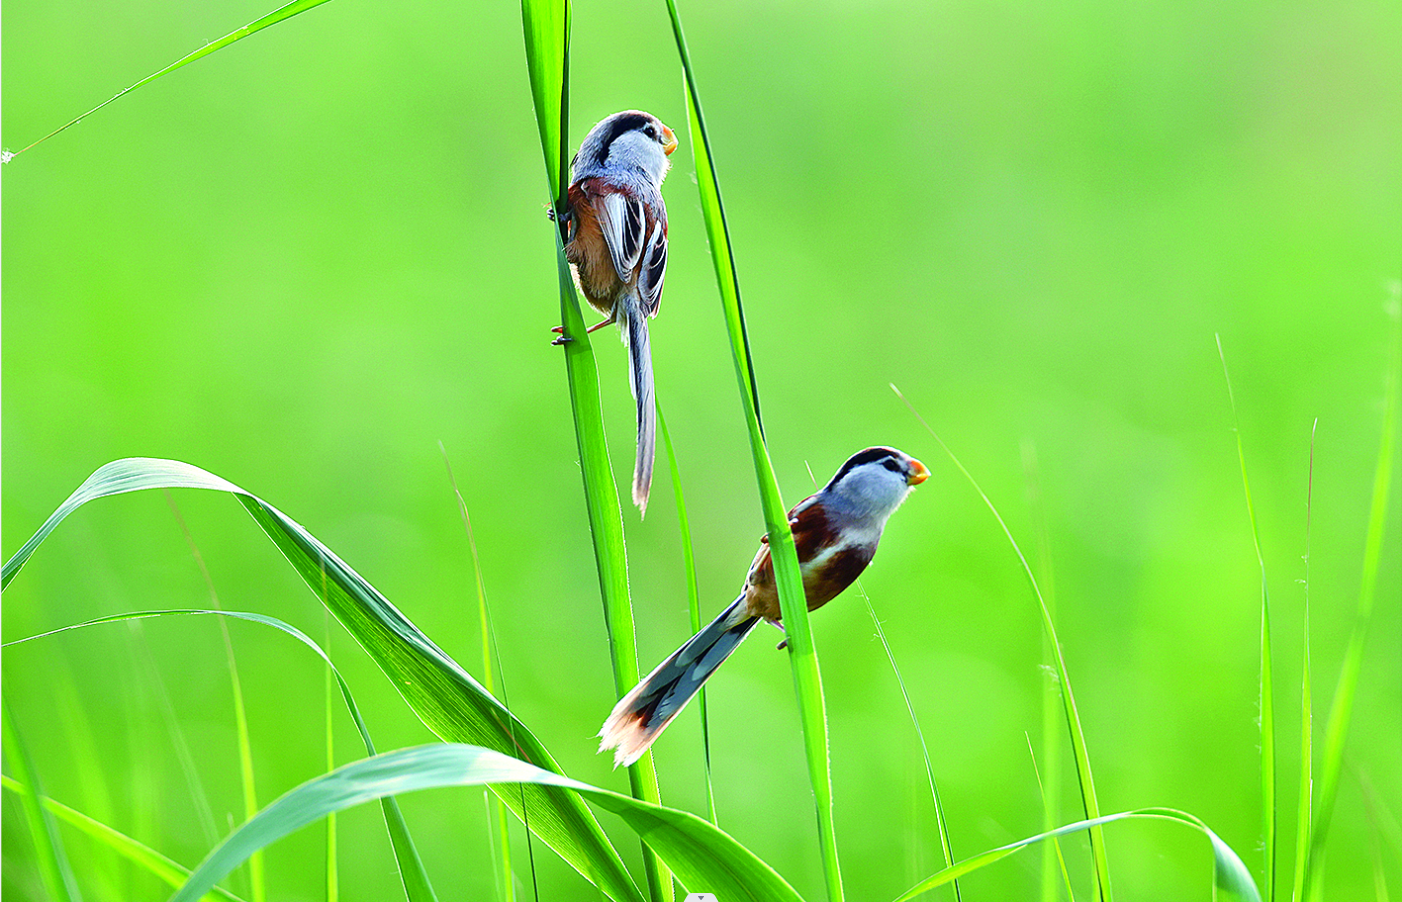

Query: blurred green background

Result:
[4,0,1399,898]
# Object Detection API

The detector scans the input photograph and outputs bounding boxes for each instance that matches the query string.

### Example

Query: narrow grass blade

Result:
[167,743,808,902]
[892,808,1260,902]
[895,386,1112,902]
[1217,335,1278,902]
[657,404,717,824]
[5,606,437,902]
[1,459,642,902]
[1021,441,1073,902]
[324,611,339,902]
[519,0,670,896]
[2,695,83,901]
[5,0,336,161]
[441,448,518,902]
[663,5,841,900]
[1308,295,1402,889]
[1290,422,1318,902]
[860,586,960,901]
[0,775,245,902]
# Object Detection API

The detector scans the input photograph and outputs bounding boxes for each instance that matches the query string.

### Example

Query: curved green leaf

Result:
[893,808,1259,902]
[168,744,803,902]
[2,458,641,902]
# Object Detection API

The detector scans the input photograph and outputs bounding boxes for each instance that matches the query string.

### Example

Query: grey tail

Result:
[598,597,758,767]
[619,295,655,516]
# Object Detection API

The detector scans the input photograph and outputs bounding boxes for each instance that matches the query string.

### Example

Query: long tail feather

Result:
[599,597,757,767]
[619,295,656,515]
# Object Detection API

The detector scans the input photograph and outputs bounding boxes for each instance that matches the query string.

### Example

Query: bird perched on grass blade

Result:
[556,110,677,515]
[598,446,929,767]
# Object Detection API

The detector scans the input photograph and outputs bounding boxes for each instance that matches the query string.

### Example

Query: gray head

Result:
[820,446,929,524]
[572,110,677,187]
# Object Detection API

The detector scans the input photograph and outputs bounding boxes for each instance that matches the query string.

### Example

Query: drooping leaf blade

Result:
[166,744,805,902]
[1,458,642,902]
[892,808,1259,902]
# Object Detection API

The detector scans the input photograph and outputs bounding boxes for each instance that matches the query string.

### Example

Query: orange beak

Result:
[661,125,678,156]
[907,459,930,486]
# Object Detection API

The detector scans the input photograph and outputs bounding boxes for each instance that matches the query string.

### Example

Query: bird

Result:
[556,110,677,516]
[598,446,929,767]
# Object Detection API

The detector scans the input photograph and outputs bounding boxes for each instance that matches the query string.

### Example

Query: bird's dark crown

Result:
[825,446,903,490]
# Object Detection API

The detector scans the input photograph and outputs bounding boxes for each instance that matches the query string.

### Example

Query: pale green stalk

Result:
[325,607,339,902]
[442,447,517,902]
[1289,422,1317,902]
[1022,440,1072,902]
[895,385,1112,902]
[1307,297,1401,893]
[0,775,245,902]
[166,493,264,902]
[657,404,717,825]
[2,695,82,902]
[5,606,439,902]
[1217,335,1277,902]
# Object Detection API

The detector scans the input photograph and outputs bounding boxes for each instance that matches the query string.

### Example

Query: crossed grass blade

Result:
[662,3,843,900]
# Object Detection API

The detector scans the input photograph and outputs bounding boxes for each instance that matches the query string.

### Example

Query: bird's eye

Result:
[644,125,656,138]
[882,460,902,473]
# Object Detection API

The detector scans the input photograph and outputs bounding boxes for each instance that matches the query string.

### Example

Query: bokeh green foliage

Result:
[3,0,1399,899]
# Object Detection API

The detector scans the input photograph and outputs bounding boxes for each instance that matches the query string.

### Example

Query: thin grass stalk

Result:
[662,5,843,899]
[859,587,960,901]
[3,0,335,161]
[1289,422,1317,902]
[7,606,440,902]
[657,404,717,824]
[1307,297,1401,892]
[442,448,518,902]
[1025,735,1076,900]
[519,1,670,897]
[0,775,244,902]
[1216,336,1278,902]
[895,385,1112,902]
[2,695,82,902]
[46,673,121,899]
[130,622,220,849]
[166,494,265,902]
[1021,441,1074,902]
[324,606,339,902]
